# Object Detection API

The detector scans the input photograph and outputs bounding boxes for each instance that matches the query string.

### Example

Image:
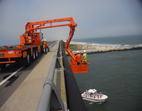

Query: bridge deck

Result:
[0,42,66,111]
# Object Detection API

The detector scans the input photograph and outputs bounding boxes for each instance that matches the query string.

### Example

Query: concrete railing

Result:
[37,40,87,111]
[37,41,65,111]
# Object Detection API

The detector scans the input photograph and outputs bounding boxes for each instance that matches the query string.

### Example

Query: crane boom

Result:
[23,17,77,59]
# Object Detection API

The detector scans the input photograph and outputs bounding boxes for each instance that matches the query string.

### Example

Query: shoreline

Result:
[66,43,142,55]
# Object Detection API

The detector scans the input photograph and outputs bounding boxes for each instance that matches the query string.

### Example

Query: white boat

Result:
[81,89,108,103]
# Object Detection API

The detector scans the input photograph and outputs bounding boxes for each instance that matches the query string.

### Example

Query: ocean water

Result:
[67,35,142,111]
[71,35,142,47]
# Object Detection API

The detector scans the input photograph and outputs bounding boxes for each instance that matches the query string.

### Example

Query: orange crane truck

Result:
[0,28,44,68]
[0,17,88,73]
[0,20,48,68]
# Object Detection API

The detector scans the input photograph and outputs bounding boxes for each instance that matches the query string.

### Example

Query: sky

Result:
[0,0,142,45]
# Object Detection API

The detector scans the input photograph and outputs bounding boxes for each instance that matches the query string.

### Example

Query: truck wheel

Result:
[41,46,44,53]
[0,64,6,69]
[26,51,31,65]
[16,58,22,66]
[35,49,38,58]
[33,49,36,60]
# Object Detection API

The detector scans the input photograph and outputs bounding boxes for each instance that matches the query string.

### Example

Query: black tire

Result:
[15,58,23,66]
[40,46,44,53]
[26,51,31,66]
[35,48,38,58]
[0,64,6,69]
[32,49,36,61]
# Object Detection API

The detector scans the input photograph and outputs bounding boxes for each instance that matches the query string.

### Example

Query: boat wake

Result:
[89,102,93,105]
[96,102,103,105]
[88,102,103,105]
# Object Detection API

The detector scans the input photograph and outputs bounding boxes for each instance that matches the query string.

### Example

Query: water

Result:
[71,35,142,47]
[67,35,142,111]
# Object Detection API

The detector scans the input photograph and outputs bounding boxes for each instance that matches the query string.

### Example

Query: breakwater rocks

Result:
[66,46,142,55]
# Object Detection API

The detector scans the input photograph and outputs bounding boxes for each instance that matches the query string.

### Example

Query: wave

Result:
[136,44,142,46]
[70,41,142,48]
[70,41,123,47]
[63,39,142,48]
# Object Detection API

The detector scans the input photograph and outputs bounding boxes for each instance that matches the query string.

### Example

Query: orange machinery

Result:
[0,17,88,73]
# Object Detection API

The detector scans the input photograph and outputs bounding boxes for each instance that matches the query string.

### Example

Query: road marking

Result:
[0,66,24,86]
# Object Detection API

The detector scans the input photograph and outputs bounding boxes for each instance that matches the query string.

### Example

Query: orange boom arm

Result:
[24,17,77,59]
[22,17,88,73]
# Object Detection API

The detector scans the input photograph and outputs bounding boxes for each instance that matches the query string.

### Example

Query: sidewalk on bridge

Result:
[0,43,58,111]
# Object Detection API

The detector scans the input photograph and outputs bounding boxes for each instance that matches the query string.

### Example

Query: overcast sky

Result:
[0,0,142,45]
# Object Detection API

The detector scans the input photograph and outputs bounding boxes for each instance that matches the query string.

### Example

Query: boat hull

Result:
[82,97,106,102]
[81,89,108,103]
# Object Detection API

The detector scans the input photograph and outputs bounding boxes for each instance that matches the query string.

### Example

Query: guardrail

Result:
[37,40,87,111]
[61,41,87,111]
[37,41,65,111]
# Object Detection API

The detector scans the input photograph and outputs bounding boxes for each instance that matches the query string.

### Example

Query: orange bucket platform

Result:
[70,58,88,73]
